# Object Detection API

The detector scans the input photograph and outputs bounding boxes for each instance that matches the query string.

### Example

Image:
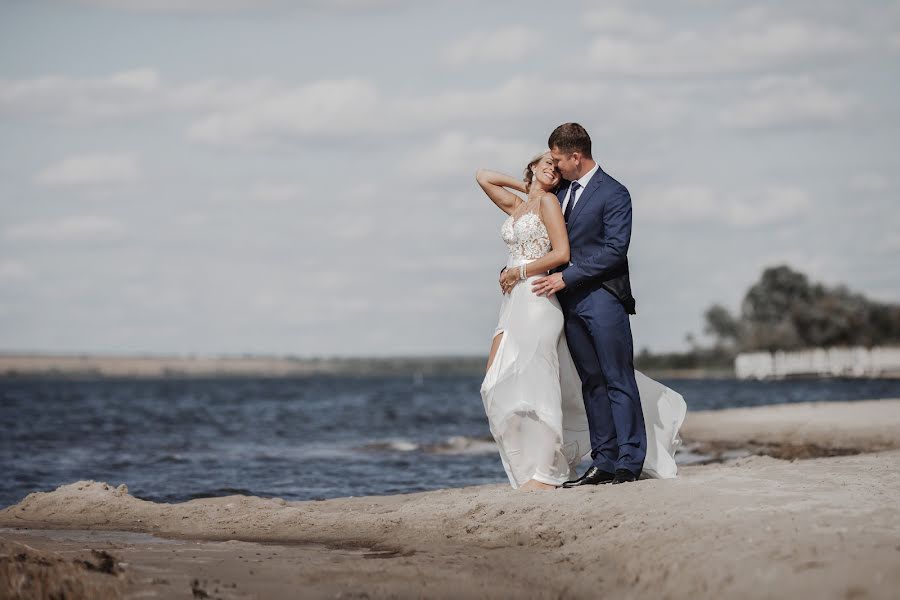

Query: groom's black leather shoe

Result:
[561,466,615,487]
[611,469,638,485]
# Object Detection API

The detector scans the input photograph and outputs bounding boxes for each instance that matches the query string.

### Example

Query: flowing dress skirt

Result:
[480,258,686,488]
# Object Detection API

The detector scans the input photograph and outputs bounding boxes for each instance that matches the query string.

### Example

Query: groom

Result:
[532,122,646,486]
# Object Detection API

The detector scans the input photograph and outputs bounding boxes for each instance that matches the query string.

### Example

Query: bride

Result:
[476,151,686,491]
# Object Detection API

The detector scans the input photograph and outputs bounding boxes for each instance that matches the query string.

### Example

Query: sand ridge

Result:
[3,451,900,599]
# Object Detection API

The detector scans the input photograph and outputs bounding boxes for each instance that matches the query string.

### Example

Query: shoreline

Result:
[3,400,900,599]
[7,352,900,381]
[0,352,734,379]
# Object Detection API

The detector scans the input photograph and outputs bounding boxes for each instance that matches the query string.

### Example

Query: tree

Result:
[639,265,900,372]
[716,265,900,352]
[703,304,740,349]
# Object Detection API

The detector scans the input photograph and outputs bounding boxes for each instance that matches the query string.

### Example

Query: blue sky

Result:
[1,0,898,356]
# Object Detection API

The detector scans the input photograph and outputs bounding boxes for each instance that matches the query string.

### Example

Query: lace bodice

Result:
[501,210,551,261]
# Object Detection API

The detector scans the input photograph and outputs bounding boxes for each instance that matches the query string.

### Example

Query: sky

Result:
[0,0,898,357]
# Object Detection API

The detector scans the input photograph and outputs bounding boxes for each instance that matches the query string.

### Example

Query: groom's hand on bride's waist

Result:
[532,273,566,297]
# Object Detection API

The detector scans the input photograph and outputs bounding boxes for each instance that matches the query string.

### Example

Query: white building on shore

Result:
[735,346,900,380]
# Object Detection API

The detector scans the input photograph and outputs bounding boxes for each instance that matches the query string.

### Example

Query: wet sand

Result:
[3,399,900,599]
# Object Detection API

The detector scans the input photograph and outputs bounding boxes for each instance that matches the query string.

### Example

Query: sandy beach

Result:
[3,399,900,599]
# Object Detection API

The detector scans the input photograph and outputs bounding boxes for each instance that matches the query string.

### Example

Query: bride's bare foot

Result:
[520,479,557,491]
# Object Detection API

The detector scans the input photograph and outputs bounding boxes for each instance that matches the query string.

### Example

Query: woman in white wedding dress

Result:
[476,151,686,491]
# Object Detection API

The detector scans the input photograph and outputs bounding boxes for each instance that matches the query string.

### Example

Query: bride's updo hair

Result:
[524,149,552,193]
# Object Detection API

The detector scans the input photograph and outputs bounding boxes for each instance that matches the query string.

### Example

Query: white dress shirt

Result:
[561,162,600,215]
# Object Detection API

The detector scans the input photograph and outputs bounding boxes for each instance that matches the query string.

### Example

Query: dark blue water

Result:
[3,375,900,508]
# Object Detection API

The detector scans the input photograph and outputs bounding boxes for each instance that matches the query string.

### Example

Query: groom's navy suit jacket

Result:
[553,166,636,314]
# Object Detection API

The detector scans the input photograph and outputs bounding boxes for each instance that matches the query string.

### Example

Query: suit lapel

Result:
[566,168,604,230]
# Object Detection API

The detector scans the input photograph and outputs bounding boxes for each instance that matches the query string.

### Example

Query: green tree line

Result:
[636,265,900,372]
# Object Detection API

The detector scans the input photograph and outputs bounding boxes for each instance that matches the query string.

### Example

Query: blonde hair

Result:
[523,149,551,192]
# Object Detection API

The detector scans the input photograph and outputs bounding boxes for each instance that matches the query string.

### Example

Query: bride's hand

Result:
[500,268,520,295]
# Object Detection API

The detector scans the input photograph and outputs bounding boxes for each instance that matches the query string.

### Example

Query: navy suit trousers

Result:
[562,287,646,475]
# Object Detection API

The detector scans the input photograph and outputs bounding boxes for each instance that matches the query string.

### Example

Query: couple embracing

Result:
[477,123,686,491]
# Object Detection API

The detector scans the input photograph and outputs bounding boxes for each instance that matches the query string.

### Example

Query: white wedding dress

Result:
[480,204,687,488]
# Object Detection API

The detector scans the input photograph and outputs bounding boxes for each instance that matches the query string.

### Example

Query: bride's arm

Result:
[475,169,526,216]
[500,194,570,290]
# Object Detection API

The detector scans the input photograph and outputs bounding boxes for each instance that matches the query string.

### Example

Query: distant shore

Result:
[0,352,734,379]
[0,352,486,378]
[2,399,899,599]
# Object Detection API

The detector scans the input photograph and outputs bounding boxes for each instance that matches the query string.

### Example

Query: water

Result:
[3,375,900,508]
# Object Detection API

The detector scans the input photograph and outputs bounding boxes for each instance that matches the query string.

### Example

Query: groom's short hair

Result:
[548,123,592,158]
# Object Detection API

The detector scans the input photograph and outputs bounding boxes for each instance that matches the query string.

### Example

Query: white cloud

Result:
[1,70,383,147]
[5,216,127,244]
[173,213,211,229]
[587,10,863,75]
[0,68,159,122]
[583,6,663,37]
[106,68,161,91]
[723,187,811,228]
[35,153,140,186]
[186,79,379,147]
[2,65,691,145]
[395,79,534,124]
[638,185,811,228]
[183,73,684,148]
[890,32,900,51]
[0,68,271,124]
[2,67,689,149]
[720,77,855,129]
[394,79,536,124]
[248,182,307,203]
[882,232,900,253]
[394,77,687,132]
[399,131,536,180]
[0,260,33,283]
[68,0,267,10]
[849,173,889,193]
[441,26,544,66]
[64,0,406,12]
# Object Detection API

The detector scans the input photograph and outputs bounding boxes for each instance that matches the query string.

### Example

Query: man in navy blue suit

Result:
[532,122,646,486]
